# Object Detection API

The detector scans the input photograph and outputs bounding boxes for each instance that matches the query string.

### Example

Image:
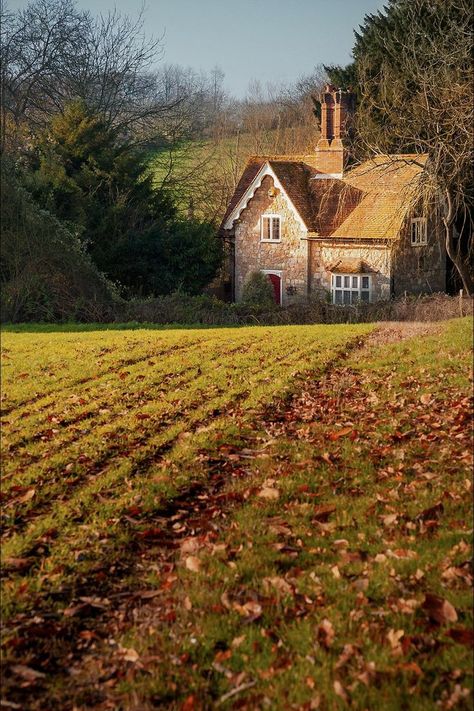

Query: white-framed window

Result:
[260,214,281,242]
[331,274,372,305]
[411,217,427,246]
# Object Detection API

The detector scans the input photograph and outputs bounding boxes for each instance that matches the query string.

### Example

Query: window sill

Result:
[411,243,427,247]
[260,239,282,244]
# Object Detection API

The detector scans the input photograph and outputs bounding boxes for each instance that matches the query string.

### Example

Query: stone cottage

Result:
[220,85,446,305]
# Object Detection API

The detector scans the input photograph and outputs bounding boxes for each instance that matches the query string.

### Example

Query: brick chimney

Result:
[315,84,354,175]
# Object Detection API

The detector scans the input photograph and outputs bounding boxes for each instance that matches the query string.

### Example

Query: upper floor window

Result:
[332,273,372,305]
[261,214,281,242]
[411,217,427,246]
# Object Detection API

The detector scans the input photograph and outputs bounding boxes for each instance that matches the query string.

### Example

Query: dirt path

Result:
[364,320,441,346]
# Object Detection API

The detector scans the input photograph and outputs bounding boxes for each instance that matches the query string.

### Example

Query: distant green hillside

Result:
[148,128,317,223]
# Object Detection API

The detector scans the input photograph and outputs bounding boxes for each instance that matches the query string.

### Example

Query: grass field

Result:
[1,319,472,710]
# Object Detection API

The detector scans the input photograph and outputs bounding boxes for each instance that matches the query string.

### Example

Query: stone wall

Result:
[310,242,392,302]
[232,176,446,305]
[391,214,446,296]
[234,175,308,304]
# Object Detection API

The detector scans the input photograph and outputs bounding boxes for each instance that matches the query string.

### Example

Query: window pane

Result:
[352,276,358,288]
[344,276,350,288]
[361,291,370,302]
[343,290,351,304]
[420,220,427,244]
[262,217,271,239]
[334,290,343,304]
[272,217,280,240]
[335,275,342,287]
[362,276,369,289]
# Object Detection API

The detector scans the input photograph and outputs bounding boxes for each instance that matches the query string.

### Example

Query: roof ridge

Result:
[247,154,317,162]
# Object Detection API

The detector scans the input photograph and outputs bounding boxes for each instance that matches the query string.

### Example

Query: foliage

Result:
[241,271,277,308]
[24,100,176,272]
[20,100,222,300]
[0,0,166,151]
[323,63,358,92]
[0,319,472,708]
[326,0,473,292]
[111,220,223,297]
[0,161,120,322]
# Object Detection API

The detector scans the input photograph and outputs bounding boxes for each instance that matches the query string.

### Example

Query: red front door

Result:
[267,273,281,305]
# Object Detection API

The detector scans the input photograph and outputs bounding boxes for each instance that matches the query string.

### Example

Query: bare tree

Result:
[0,0,179,151]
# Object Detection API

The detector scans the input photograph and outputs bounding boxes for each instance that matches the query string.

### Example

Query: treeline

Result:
[2,0,471,323]
[0,1,224,321]
[0,0,326,322]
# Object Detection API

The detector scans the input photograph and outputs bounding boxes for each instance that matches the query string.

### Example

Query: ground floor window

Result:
[331,273,372,304]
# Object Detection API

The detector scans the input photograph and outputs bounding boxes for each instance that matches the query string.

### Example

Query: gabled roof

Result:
[221,153,427,241]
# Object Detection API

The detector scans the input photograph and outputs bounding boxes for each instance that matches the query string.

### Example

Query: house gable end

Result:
[223,162,308,232]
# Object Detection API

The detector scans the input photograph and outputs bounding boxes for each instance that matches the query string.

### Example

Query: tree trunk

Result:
[442,188,473,296]
[444,220,473,296]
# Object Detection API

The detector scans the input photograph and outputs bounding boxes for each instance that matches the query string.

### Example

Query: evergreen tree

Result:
[324,0,473,292]
[24,100,222,297]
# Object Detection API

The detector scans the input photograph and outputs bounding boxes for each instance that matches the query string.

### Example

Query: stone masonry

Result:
[310,242,392,301]
[391,214,446,296]
[234,175,308,304]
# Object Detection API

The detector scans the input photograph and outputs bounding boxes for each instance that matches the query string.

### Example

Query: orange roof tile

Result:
[221,153,427,240]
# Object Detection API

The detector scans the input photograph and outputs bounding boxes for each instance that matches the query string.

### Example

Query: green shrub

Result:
[1,162,121,323]
[241,271,277,307]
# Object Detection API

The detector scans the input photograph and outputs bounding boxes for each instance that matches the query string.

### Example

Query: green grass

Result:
[1,318,472,710]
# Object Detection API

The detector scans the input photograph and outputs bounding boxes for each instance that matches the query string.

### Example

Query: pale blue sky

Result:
[7,0,386,97]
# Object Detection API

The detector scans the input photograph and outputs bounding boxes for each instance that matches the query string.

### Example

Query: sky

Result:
[7,0,387,97]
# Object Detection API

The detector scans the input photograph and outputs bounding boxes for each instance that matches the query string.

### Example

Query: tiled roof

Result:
[221,153,427,241]
[268,161,314,229]
[331,156,427,240]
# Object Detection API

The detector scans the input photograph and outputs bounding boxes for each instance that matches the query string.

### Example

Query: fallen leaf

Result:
[121,647,140,662]
[4,557,32,571]
[446,627,474,647]
[263,576,292,595]
[317,619,335,648]
[423,593,458,624]
[220,591,232,609]
[234,601,262,619]
[180,538,201,555]
[11,665,45,681]
[387,628,404,655]
[258,487,280,500]
[333,679,348,702]
[382,513,398,527]
[17,488,36,504]
[185,556,201,573]
[328,426,353,441]
[313,504,336,522]
[333,539,349,549]
[231,635,245,648]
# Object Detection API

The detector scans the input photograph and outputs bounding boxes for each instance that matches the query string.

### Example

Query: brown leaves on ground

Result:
[1,320,472,710]
[422,593,458,625]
